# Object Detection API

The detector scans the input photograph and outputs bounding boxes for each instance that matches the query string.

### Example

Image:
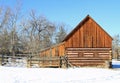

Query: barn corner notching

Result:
[28,15,112,68]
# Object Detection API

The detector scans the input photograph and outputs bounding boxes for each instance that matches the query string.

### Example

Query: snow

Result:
[112,59,120,65]
[4,58,27,67]
[0,66,120,83]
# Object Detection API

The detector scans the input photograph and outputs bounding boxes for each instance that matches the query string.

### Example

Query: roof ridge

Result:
[63,15,112,41]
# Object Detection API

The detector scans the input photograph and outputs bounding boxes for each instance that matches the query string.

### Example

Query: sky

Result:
[0,0,120,36]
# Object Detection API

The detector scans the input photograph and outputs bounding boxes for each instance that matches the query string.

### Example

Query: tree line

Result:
[0,4,67,57]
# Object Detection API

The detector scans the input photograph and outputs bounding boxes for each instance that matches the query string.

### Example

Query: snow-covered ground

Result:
[0,66,120,83]
[112,59,120,65]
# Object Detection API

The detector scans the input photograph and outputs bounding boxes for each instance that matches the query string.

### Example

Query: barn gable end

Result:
[63,15,112,48]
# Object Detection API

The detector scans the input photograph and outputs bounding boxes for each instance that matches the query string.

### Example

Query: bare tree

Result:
[20,10,56,57]
[0,1,22,56]
[112,34,120,59]
[0,7,10,31]
[0,7,11,55]
[19,18,30,53]
[8,1,22,57]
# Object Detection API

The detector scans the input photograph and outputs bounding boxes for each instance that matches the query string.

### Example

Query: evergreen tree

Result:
[55,25,67,44]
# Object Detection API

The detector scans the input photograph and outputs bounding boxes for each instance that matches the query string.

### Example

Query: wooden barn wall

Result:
[40,43,65,57]
[65,18,112,48]
[66,48,112,67]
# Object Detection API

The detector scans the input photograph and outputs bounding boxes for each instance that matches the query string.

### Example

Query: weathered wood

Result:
[66,47,111,67]
[38,15,112,68]
[64,15,112,48]
[27,56,69,68]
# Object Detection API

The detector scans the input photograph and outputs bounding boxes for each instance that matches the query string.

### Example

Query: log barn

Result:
[32,15,112,68]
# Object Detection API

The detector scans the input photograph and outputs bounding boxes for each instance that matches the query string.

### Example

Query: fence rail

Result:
[0,55,68,68]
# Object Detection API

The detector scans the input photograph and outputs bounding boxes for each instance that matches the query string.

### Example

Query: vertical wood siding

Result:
[65,18,112,48]
[40,42,65,57]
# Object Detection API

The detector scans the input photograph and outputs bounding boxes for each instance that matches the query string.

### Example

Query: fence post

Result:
[66,56,68,68]
[60,56,62,68]
[1,54,4,66]
[27,56,31,68]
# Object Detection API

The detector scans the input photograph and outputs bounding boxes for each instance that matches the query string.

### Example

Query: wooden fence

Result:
[27,56,69,68]
[0,55,27,66]
[0,55,68,68]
